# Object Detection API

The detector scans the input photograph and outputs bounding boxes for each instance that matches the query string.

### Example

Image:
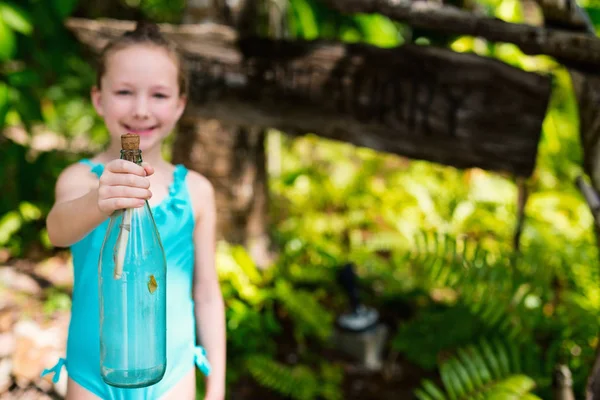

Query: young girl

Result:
[43,21,226,400]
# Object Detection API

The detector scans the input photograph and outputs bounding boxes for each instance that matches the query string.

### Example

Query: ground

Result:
[0,252,432,399]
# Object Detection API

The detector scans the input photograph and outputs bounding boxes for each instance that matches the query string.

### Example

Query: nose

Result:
[133,95,149,119]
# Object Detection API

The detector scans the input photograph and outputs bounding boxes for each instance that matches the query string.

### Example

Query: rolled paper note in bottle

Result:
[98,133,167,388]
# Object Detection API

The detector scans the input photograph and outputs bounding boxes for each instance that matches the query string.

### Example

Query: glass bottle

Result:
[98,133,167,388]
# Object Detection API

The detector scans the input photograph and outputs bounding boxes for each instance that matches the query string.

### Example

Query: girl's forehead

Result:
[105,45,179,78]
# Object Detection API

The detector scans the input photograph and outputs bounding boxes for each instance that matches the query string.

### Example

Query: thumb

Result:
[141,162,154,177]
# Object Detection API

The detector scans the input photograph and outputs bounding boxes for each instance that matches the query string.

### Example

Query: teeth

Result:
[126,127,153,131]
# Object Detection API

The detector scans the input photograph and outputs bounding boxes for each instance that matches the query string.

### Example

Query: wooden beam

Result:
[320,0,600,69]
[66,18,551,177]
[534,0,596,34]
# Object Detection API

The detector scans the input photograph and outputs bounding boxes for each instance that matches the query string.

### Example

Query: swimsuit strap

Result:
[79,158,104,178]
[41,357,66,383]
[194,346,211,376]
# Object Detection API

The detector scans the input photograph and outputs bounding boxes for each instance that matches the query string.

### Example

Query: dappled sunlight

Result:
[4,0,600,398]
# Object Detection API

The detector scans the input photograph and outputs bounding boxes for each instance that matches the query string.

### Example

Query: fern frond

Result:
[415,338,542,400]
[246,355,319,400]
[273,279,333,341]
[392,233,534,369]
[361,231,409,253]
[403,232,533,341]
[287,262,335,285]
[408,231,503,290]
[415,379,446,400]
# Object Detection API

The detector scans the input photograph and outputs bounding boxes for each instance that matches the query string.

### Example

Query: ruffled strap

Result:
[41,357,67,383]
[194,346,211,376]
[168,165,188,211]
[153,165,189,223]
[79,159,104,178]
[170,165,188,197]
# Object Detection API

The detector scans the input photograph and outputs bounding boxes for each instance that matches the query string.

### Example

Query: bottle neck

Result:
[120,149,143,164]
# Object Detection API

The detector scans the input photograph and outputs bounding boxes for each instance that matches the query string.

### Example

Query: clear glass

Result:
[98,150,167,388]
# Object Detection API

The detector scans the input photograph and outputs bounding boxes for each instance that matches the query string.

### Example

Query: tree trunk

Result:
[173,0,272,267]
[530,0,600,394]
[172,117,271,265]
[569,70,600,399]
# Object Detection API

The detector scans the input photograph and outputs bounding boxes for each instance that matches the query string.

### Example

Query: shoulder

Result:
[185,169,215,220]
[56,161,98,187]
[54,161,99,202]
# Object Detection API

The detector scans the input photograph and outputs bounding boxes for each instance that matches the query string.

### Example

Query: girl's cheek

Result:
[107,100,130,114]
[155,105,178,118]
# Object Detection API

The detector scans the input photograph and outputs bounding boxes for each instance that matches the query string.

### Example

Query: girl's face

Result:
[92,45,186,153]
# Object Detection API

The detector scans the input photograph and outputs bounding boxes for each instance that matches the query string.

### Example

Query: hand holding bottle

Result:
[97,159,154,216]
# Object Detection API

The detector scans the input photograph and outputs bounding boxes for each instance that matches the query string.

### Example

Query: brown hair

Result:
[96,20,188,96]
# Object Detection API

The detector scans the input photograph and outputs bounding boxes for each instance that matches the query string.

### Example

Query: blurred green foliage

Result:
[2,0,600,399]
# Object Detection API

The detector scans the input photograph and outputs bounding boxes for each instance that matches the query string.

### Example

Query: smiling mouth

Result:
[124,125,158,135]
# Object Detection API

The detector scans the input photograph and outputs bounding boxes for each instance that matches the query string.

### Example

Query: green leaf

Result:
[447,357,474,395]
[480,338,503,379]
[7,68,41,87]
[0,2,32,35]
[493,338,511,377]
[353,14,402,47]
[246,356,319,400]
[12,87,43,124]
[52,0,79,19]
[290,0,319,40]
[467,345,492,384]
[0,211,22,245]
[19,202,42,221]
[0,16,17,61]
[232,245,263,284]
[457,347,484,389]
[521,394,543,400]
[440,361,462,400]
[419,380,446,400]
[414,389,435,400]
[494,374,536,395]
[0,82,10,128]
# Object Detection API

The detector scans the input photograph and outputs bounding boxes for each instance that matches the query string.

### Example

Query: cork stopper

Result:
[121,133,140,151]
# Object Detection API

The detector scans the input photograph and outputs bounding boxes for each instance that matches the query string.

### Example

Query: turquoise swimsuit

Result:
[42,159,210,399]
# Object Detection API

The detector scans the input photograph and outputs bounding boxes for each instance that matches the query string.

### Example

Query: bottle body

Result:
[98,147,167,388]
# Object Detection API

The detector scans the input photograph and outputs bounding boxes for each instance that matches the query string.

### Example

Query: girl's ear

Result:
[91,86,104,116]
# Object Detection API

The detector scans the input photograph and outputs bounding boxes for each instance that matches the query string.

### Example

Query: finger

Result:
[103,173,151,189]
[100,198,146,213]
[106,159,147,176]
[100,186,152,200]
[141,162,154,177]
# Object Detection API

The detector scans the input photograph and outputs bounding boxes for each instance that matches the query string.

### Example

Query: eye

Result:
[153,93,169,99]
[115,90,132,96]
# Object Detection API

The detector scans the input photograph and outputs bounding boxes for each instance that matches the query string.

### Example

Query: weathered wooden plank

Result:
[534,0,595,34]
[66,18,551,176]
[320,0,600,70]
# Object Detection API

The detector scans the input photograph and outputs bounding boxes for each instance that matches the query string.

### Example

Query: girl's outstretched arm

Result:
[46,163,107,247]
[47,160,153,247]
[190,172,226,400]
